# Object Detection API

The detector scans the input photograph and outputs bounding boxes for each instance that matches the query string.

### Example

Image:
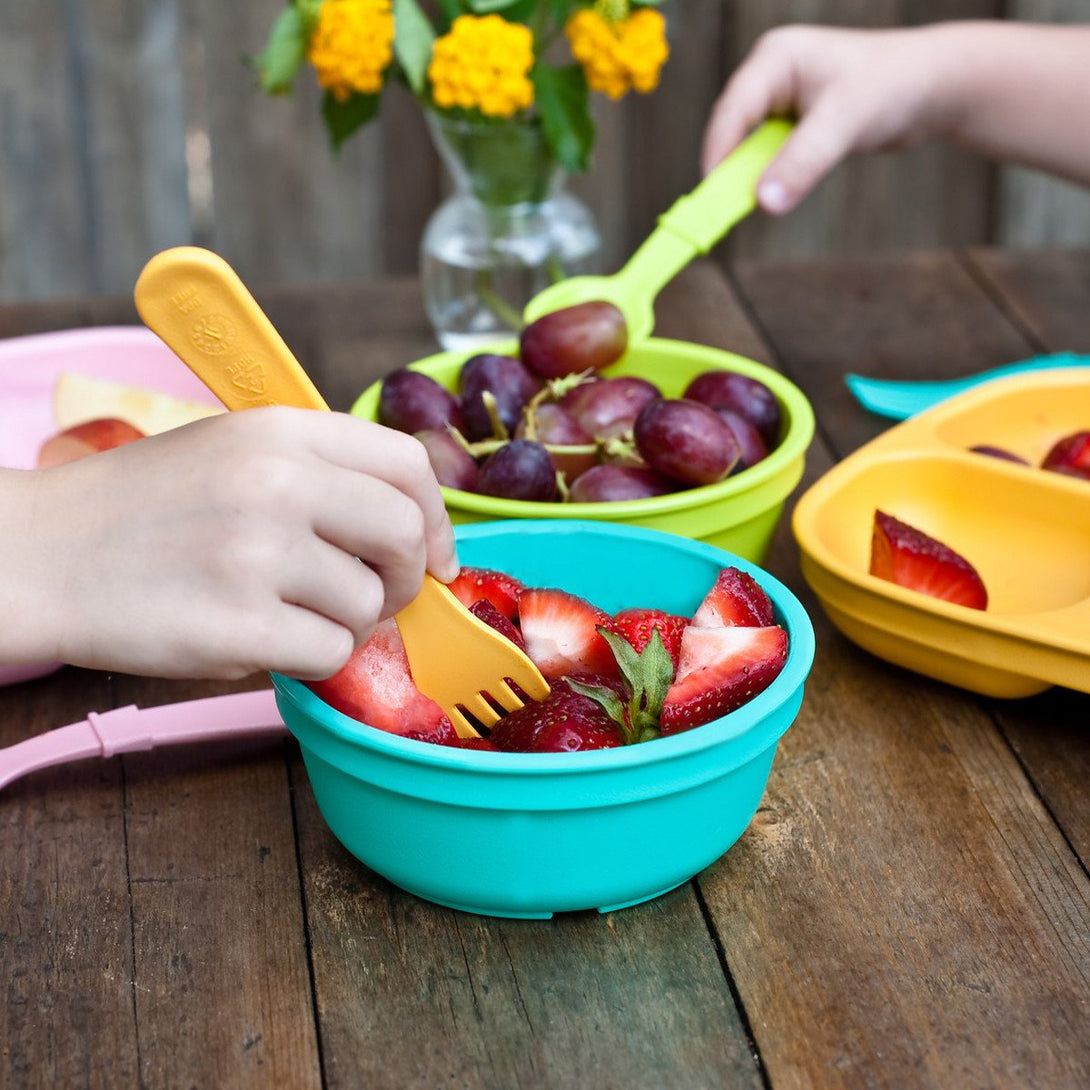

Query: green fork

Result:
[523,118,793,340]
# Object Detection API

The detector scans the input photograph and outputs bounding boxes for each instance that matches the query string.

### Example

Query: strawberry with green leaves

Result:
[609,607,687,669]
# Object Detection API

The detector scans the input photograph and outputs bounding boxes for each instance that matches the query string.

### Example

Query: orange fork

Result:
[133,246,550,738]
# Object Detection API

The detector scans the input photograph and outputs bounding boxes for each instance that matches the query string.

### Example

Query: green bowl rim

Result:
[349,336,816,517]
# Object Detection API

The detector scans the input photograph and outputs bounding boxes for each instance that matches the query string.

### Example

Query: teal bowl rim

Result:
[271,520,816,777]
[349,336,816,519]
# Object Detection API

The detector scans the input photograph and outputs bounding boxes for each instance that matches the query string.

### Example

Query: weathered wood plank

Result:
[723,252,1090,1088]
[962,245,1090,866]
[0,667,140,1089]
[111,673,321,1090]
[965,246,1090,352]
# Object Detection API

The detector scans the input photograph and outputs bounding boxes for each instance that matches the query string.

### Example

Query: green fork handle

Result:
[612,118,792,307]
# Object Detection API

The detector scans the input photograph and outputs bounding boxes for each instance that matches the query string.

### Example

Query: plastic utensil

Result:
[845,352,1090,420]
[0,689,285,792]
[522,118,793,340]
[133,247,550,739]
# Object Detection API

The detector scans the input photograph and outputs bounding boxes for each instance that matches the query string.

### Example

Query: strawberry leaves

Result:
[565,626,674,745]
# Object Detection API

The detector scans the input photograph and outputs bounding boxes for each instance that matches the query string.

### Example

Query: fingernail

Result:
[436,544,460,584]
[758,178,793,214]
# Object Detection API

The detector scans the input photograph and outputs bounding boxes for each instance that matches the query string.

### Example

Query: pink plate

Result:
[0,326,223,686]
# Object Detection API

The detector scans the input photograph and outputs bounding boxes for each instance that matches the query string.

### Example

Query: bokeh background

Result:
[2,0,1088,303]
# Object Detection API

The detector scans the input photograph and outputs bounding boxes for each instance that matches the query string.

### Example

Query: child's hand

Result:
[702,21,1090,213]
[701,25,946,214]
[6,408,458,680]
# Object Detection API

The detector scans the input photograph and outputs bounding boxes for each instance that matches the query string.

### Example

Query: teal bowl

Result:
[350,337,815,564]
[272,521,815,919]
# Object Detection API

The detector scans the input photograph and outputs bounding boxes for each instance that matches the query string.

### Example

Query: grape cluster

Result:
[378,300,783,502]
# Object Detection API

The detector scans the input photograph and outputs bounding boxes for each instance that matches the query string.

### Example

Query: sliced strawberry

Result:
[1041,430,1090,480]
[518,587,619,679]
[870,510,987,609]
[447,567,524,619]
[468,598,525,649]
[459,736,501,751]
[691,566,775,627]
[609,607,687,669]
[660,625,788,734]
[308,618,452,739]
[489,678,624,752]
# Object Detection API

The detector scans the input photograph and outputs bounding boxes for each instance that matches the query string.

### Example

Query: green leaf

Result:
[466,0,533,15]
[434,0,461,30]
[594,627,674,745]
[255,6,310,95]
[532,63,594,174]
[565,677,628,725]
[392,0,436,96]
[322,90,382,151]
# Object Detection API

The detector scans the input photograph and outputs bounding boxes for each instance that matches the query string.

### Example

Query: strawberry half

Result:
[308,618,453,739]
[1041,430,1090,480]
[518,587,619,679]
[447,566,525,619]
[659,625,788,734]
[691,566,775,627]
[609,607,687,669]
[869,510,987,610]
[489,678,625,752]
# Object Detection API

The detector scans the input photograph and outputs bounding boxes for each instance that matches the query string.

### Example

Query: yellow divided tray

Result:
[792,369,1090,698]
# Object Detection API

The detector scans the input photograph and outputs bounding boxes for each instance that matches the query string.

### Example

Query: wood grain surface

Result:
[1,249,1088,1089]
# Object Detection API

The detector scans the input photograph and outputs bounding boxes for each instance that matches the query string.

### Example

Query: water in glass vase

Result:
[421,190,600,352]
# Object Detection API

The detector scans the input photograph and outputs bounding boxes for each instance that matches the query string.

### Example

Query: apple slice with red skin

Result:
[37,418,146,468]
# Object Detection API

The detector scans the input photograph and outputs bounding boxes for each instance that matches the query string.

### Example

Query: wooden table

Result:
[2,250,1088,1089]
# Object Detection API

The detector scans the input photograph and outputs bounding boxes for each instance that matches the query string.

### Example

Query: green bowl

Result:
[272,520,816,919]
[350,336,815,564]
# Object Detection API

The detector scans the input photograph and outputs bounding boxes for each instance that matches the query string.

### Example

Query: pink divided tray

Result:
[0,327,223,685]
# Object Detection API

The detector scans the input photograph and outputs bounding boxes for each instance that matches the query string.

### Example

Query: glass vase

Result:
[420,112,601,352]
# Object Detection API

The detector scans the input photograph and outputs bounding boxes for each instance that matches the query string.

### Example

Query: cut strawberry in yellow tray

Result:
[869,510,988,610]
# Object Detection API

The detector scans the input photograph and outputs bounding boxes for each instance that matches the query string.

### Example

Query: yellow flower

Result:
[566,4,669,100]
[306,0,395,102]
[428,15,535,118]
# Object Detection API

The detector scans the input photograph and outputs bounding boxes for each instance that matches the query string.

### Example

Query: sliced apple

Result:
[53,371,223,435]
[38,418,146,468]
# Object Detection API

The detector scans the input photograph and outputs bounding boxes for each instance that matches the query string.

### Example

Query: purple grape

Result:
[569,464,676,503]
[560,376,662,440]
[476,439,559,502]
[633,398,741,486]
[515,403,596,484]
[459,353,541,441]
[379,369,461,433]
[519,301,628,379]
[683,370,781,446]
[715,408,769,471]
[415,428,479,491]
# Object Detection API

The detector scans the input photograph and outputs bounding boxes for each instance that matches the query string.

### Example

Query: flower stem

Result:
[475,270,524,333]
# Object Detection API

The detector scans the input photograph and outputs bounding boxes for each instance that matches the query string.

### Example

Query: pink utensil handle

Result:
[0,689,286,791]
